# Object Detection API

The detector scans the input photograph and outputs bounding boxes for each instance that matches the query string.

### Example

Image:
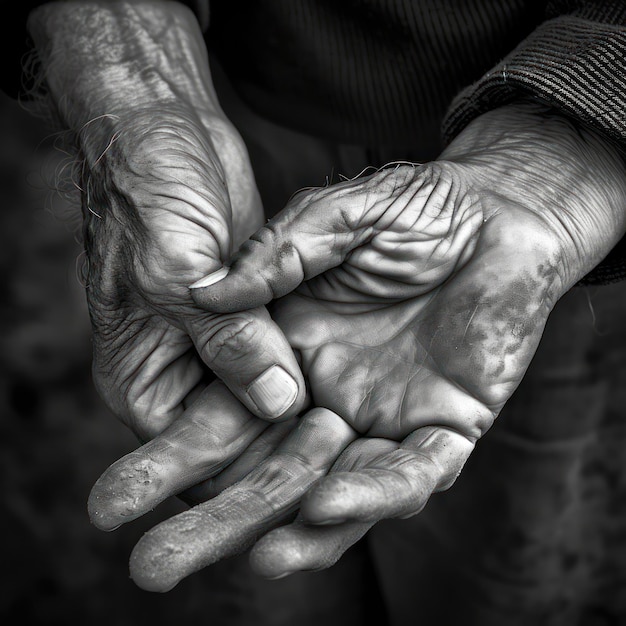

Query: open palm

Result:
[202,162,560,441]
[146,158,563,583]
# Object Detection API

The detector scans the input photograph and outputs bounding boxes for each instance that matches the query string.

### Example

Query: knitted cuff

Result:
[442,15,626,285]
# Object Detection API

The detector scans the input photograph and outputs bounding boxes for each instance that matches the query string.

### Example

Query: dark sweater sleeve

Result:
[442,1,626,285]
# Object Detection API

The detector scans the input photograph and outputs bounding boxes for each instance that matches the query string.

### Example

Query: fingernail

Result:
[247,365,298,418]
[189,266,229,289]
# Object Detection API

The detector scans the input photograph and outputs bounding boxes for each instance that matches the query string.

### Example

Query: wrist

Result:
[27,1,259,230]
[441,102,626,292]
[28,1,223,129]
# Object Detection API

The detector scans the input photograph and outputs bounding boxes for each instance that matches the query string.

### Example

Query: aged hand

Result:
[93,103,626,589]
[27,1,306,533]
[82,106,305,442]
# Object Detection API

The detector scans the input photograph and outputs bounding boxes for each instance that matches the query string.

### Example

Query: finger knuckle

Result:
[204,315,262,363]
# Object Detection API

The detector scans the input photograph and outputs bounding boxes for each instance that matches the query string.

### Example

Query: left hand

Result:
[91,103,626,590]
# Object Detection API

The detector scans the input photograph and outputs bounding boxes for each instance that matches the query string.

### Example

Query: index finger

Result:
[88,381,267,531]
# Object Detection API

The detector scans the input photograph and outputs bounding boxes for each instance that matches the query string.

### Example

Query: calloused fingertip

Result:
[88,504,123,532]
[131,565,180,594]
[87,454,165,531]
[129,534,183,593]
[87,481,128,532]
[130,567,180,593]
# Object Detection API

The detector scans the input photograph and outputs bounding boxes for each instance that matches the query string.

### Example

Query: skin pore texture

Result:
[27,1,626,595]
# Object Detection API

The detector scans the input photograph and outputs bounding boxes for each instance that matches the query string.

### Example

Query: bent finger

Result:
[250,519,373,579]
[301,426,475,525]
[88,381,266,531]
[129,408,356,592]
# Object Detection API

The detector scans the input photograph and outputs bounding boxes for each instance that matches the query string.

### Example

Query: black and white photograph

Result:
[2,1,626,624]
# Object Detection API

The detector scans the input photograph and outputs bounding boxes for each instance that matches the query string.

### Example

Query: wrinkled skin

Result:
[241,162,553,438]
[30,2,626,596]
[90,104,626,590]
[27,2,307,475]
[84,106,306,444]
[183,158,564,579]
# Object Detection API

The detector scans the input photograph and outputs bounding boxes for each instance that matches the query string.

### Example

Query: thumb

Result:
[184,306,307,422]
[189,169,402,312]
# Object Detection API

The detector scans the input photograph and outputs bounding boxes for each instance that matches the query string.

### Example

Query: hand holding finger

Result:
[190,164,482,311]
[183,307,306,421]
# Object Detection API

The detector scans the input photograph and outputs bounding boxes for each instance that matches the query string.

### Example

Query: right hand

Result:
[86,104,306,432]
[82,105,308,529]
[26,0,306,529]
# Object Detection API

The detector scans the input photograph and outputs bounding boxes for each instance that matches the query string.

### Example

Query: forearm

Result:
[28,1,220,120]
[440,103,626,293]
[27,0,261,241]
[26,1,238,168]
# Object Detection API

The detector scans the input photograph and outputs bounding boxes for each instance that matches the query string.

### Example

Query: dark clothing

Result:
[209,1,626,152]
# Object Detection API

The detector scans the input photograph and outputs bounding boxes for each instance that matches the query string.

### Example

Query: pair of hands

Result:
[85,101,626,592]
[28,0,626,594]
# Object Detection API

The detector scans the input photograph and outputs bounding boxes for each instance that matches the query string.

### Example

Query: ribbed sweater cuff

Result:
[442,15,626,285]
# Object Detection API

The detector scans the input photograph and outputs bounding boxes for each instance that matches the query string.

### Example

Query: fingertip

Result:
[189,266,229,289]
[249,530,296,579]
[250,521,369,577]
[87,485,122,532]
[189,283,237,313]
[129,531,184,593]
[250,526,322,579]
[88,453,165,531]
[129,497,263,592]
[300,473,365,524]
[128,509,214,593]
[189,270,271,313]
